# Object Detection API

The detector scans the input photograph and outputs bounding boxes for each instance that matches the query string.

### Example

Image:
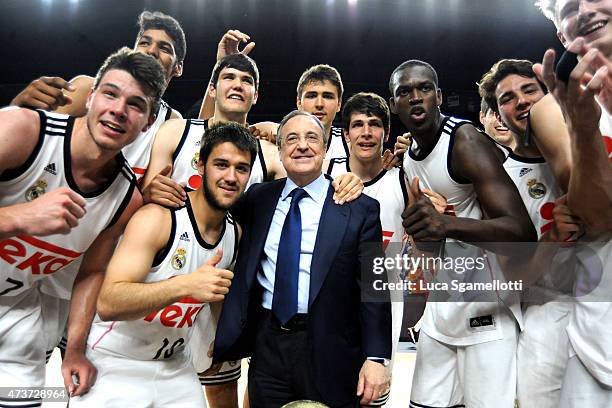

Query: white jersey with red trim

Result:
[326,158,407,247]
[402,116,522,345]
[172,119,266,190]
[503,153,564,239]
[325,126,349,160]
[0,110,136,298]
[86,198,238,362]
[122,99,171,181]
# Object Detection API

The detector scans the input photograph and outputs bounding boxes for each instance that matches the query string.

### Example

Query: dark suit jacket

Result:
[214,177,392,406]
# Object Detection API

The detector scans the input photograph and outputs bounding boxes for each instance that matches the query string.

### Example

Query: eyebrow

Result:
[140,35,174,51]
[99,83,149,105]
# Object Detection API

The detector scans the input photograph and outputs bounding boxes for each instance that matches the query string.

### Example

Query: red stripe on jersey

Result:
[132,167,146,175]
[16,235,81,258]
[177,296,205,304]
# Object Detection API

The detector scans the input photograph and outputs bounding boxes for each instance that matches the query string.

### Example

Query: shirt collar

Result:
[281,173,329,204]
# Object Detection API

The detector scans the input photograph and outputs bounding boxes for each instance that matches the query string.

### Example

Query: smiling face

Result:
[296,80,341,130]
[345,112,387,162]
[135,29,183,85]
[480,107,513,146]
[85,69,155,152]
[556,0,612,58]
[278,114,325,187]
[210,66,258,117]
[389,65,442,134]
[494,74,546,136]
[198,141,252,211]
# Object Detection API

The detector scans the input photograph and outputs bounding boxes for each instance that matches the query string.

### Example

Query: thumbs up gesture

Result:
[188,249,235,303]
[142,163,187,207]
[402,177,447,241]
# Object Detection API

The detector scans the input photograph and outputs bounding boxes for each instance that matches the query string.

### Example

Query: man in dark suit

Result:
[214,110,392,407]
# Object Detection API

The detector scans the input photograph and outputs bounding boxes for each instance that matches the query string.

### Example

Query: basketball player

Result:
[68,122,255,407]
[0,48,165,404]
[528,2,612,406]
[325,92,406,407]
[10,11,185,179]
[197,32,347,158]
[389,59,536,408]
[479,58,571,408]
[10,11,188,384]
[479,98,516,150]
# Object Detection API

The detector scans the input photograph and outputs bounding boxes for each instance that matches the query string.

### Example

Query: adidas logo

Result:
[519,168,532,177]
[44,163,57,175]
[179,232,190,242]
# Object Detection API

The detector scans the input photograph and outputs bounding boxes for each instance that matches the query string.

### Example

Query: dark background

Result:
[0,0,563,138]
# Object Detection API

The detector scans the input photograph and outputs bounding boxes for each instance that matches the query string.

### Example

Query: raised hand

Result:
[216,29,255,61]
[188,250,234,303]
[402,177,447,241]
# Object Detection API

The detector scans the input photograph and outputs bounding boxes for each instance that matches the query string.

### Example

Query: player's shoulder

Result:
[345,190,380,214]
[531,93,560,120]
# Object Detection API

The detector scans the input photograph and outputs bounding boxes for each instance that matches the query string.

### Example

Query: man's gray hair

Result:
[276,110,328,148]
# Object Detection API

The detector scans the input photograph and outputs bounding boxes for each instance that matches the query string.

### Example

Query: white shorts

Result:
[559,355,612,408]
[410,311,518,408]
[0,286,46,389]
[69,347,206,408]
[517,301,571,408]
[39,291,70,362]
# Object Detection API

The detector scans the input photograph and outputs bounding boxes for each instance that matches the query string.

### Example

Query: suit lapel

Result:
[246,180,286,287]
[308,184,349,309]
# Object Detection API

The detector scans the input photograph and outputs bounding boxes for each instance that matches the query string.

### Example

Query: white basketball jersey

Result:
[0,110,137,297]
[325,126,349,160]
[565,107,612,386]
[326,158,407,248]
[122,99,171,182]
[172,119,266,190]
[87,198,238,362]
[403,116,521,345]
[503,153,563,239]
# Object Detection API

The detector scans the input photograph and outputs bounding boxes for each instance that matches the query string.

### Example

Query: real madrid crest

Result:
[25,180,48,201]
[527,179,546,199]
[191,151,200,170]
[172,248,187,270]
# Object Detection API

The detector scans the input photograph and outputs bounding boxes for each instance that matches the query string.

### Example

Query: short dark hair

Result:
[276,110,327,149]
[199,122,258,168]
[297,64,343,100]
[93,47,166,116]
[342,92,390,131]
[136,11,187,64]
[478,59,546,114]
[389,60,439,94]
[211,54,260,91]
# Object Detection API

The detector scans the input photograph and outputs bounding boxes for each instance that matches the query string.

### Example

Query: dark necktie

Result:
[273,187,309,325]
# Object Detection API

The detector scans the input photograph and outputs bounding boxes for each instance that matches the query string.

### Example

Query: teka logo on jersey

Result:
[143,296,203,328]
[0,235,82,275]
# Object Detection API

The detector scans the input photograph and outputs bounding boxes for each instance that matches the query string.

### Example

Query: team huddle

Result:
[1,1,611,407]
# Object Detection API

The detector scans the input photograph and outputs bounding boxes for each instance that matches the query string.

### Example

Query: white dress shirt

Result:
[258,173,329,313]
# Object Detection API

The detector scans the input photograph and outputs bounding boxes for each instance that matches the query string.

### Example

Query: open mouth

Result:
[516,112,529,121]
[313,112,326,120]
[358,142,377,149]
[101,120,125,134]
[410,106,427,122]
[227,94,244,101]
[579,19,608,37]
[494,125,509,134]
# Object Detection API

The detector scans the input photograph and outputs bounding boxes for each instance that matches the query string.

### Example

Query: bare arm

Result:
[97,203,234,322]
[169,108,183,120]
[62,187,142,395]
[259,138,286,180]
[534,46,612,231]
[11,75,93,117]
[403,126,537,245]
[529,94,572,192]
[0,108,87,238]
[141,118,188,207]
